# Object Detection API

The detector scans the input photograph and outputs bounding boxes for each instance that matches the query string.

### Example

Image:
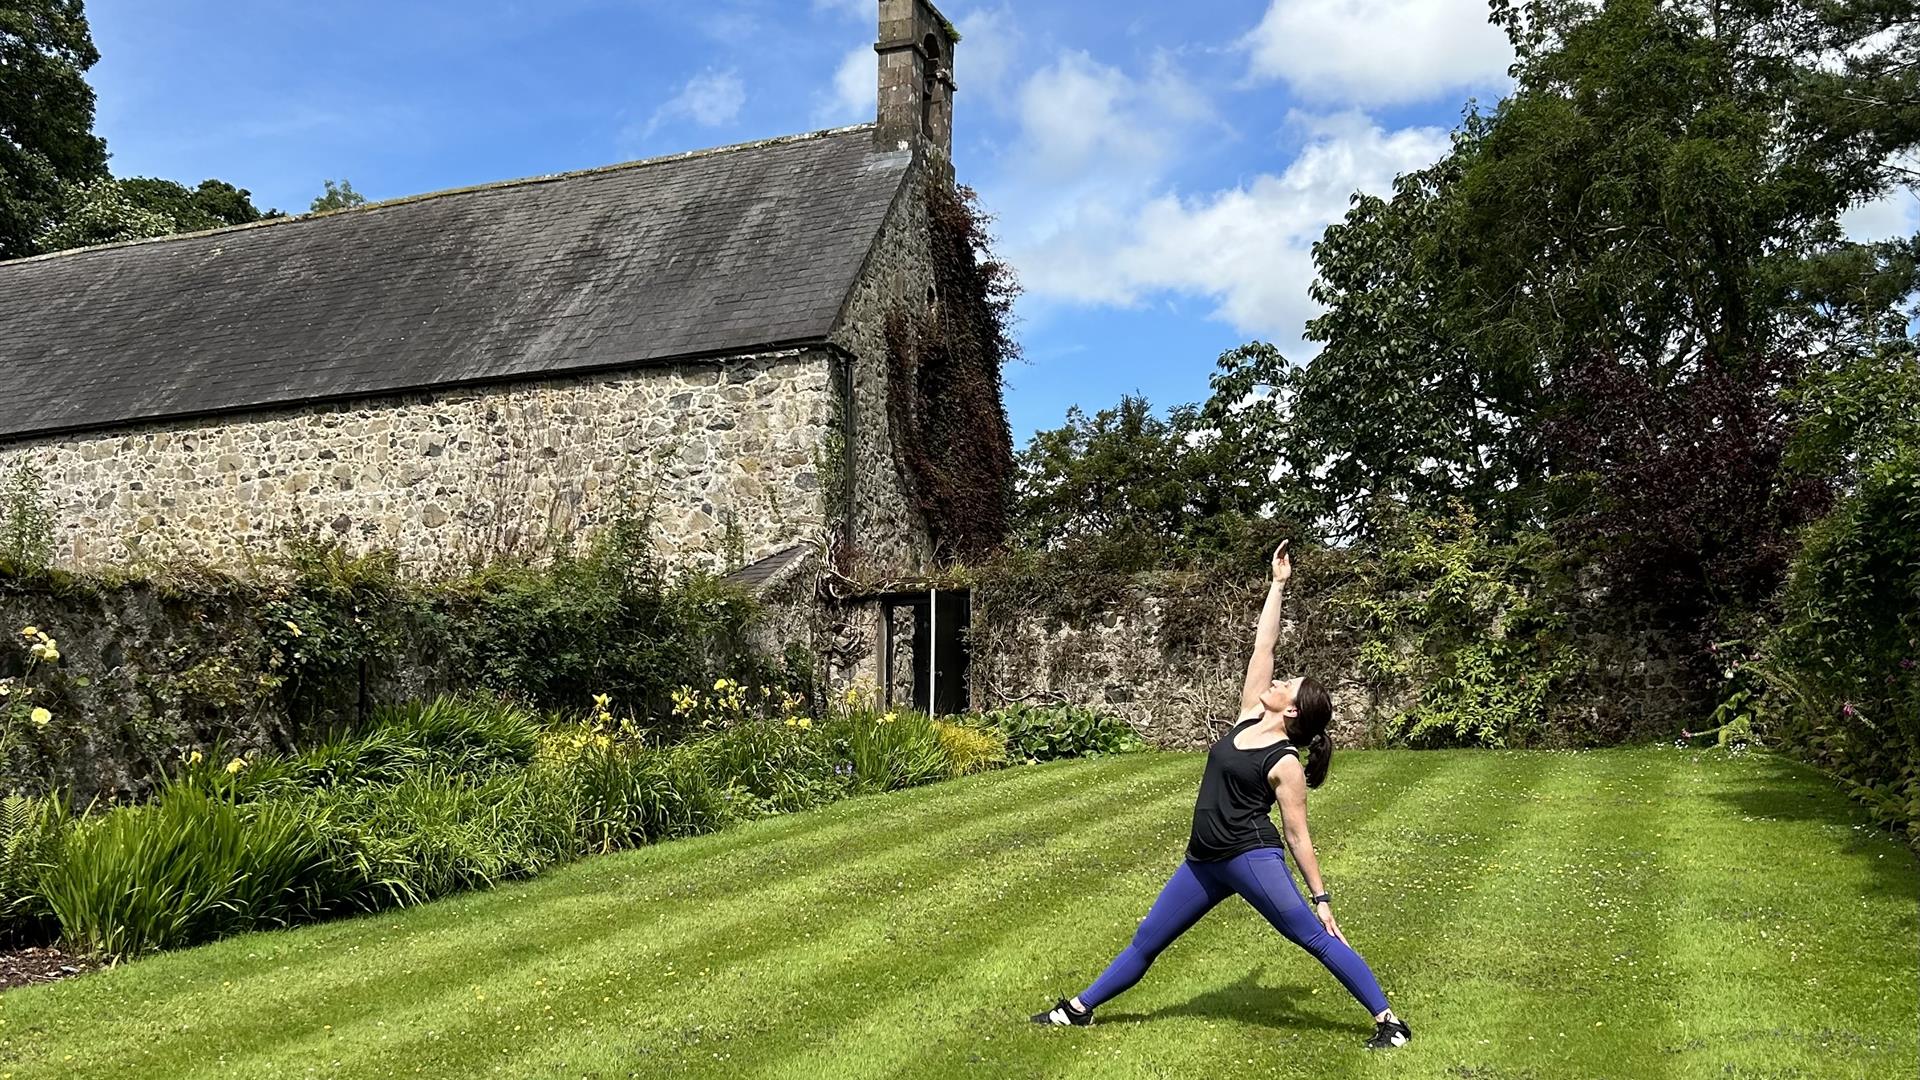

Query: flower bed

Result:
[0,692,1140,963]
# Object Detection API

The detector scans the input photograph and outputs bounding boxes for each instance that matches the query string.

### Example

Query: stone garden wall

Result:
[971,572,1709,751]
[0,350,837,576]
[971,574,1395,750]
[0,578,446,804]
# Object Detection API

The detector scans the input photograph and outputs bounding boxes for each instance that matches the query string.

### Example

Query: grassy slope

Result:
[0,748,1913,1080]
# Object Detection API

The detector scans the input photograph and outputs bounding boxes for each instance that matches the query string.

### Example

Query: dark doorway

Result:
[883,588,971,716]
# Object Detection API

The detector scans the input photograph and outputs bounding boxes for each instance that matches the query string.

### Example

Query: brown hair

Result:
[1290,677,1334,788]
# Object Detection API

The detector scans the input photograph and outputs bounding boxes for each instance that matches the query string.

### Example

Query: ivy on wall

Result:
[884,181,1017,564]
[0,518,774,802]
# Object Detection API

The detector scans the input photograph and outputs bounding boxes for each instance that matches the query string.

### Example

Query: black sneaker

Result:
[1365,1017,1412,1049]
[1030,997,1093,1026]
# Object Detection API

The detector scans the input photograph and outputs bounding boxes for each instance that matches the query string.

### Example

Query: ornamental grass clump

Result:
[304,767,575,911]
[178,696,545,801]
[41,787,326,958]
[826,710,954,792]
[932,719,1010,776]
[539,734,731,854]
[694,718,845,816]
[367,697,543,770]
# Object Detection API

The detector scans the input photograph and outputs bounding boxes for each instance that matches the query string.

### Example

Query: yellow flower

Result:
[188,749,204,766]
[796,717,811,731]
[19,626,37,638]
[283,620,304,638]
[784,716,798,727]
[28,706,51,727]
[714,678,727,692]
[882,711,898,724]
[225,756,248,775]
[592,693,611,709]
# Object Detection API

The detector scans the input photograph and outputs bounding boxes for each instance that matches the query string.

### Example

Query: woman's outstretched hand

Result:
[1316,902,1348,945]
[1272,541,1292,585]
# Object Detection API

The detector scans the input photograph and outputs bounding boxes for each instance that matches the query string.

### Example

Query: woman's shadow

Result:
[1092,968,1351,1034]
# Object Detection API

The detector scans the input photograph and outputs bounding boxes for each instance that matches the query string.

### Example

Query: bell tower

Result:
[875,0,957,157]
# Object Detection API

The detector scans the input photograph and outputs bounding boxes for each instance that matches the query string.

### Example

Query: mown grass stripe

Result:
[979,751,1566,1080]
[64,757,1191,1079]
[825,749,1479,1080]
[1658,751,1920,1079]
[1,753,1120,1047]
[0,750,1913,1080]
[1363,751,1686,1080]
[232,758,1201,1078]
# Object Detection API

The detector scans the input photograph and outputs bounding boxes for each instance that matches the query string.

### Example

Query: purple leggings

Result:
[1078,847,1390,1016]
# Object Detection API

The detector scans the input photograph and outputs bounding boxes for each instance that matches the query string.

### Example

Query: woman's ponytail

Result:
[1304,729,1332,789]
[1293,677,1334,789]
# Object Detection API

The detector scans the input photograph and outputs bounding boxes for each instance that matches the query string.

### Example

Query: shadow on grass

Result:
[1094,968,1353,1034]
[1705,754,1920,896]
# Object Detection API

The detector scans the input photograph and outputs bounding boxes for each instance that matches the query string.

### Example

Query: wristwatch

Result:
[1310,892,1331,905]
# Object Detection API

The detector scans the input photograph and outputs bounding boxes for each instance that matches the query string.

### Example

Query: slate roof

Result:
[0,125,912,439]
[721,544,812,593]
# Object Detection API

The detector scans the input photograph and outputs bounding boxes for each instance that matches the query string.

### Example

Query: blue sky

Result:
[82,0,1920,443]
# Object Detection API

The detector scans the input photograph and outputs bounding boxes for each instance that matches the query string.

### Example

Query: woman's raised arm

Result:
[1238,542,1291,718]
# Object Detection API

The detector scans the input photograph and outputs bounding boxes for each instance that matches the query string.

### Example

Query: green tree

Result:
[1221,0,1918,536]
[119,177,271,231]
[0,0,110,260]
[37,176,270,252]
[310,178,367,213]
[1015,393,1290,569]
[1205,0,1920,646]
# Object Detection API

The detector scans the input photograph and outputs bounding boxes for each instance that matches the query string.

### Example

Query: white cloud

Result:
[1242,0,1514,106]
[1009,111,1451,346]
[1013,51,1212,180]
[954,5,1021,105]
[641,69,747,139]
[815,44,877,126]
[1841,186,1919,242]
[1839,154,1920,242]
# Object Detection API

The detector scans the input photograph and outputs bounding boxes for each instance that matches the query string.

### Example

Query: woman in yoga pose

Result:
[1032,542,1412,1050]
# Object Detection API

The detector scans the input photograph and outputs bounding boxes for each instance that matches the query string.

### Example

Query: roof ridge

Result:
[1,123,884,269]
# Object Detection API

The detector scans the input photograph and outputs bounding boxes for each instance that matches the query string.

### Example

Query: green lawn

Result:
[0,748,1914,1079]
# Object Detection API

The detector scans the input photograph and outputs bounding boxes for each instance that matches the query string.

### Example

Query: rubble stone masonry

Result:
[0,350,836,574]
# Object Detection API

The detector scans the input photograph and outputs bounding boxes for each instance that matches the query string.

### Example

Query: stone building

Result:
[0,1,968,603]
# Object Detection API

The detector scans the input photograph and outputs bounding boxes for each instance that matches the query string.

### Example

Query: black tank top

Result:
[1186,717,1298,862]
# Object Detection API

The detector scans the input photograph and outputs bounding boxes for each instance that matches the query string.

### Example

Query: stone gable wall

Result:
[830,166,937,581]
[0,350,836,574]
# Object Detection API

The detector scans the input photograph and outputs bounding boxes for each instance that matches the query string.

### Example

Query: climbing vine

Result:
[884,181,1018,563]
